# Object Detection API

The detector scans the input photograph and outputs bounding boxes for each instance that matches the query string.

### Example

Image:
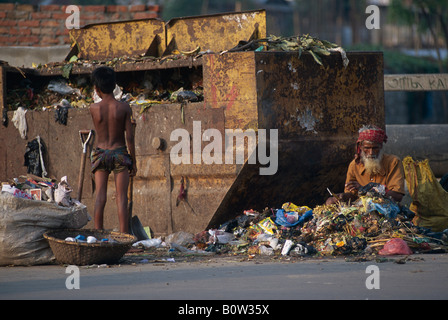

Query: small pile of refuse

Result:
[1,174,81,208]
[0,180,90,266]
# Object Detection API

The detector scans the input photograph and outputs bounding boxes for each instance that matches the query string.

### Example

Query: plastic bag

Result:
[47,79,81,96]
[275,208,313,227]
[12,107,27,139]
[208,230,234,244]
[257,217,277,235]
[363,198,400,219]
[54,101,70,125]
[378,238,413,256]
[133,238,162,249]
[165,231,194,246]
[259,245,274,256]
[403,157,448,232]
[24,137,47,177]
[358,182,386,197]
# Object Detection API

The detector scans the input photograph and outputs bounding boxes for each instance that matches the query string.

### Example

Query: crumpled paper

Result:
[54,176,74,207]
[12,107,27,139]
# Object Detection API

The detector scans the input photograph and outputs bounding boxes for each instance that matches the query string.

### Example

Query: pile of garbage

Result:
[1,174,81,208]
[205,199,447,258]
[134,189,448,259]
[5,75,204,115]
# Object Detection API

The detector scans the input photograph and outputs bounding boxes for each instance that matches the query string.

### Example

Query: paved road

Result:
[1,253,447,304]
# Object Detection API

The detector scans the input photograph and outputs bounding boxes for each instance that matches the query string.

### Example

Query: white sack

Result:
[0,193,90,266]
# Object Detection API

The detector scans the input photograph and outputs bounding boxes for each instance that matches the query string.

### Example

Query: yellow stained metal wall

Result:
[67,10,266,61]
[203,52,258,131]
[69,19,166,61]
[166,10,266,54]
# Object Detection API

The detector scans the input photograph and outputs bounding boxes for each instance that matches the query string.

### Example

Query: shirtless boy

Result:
[89,66,137,234]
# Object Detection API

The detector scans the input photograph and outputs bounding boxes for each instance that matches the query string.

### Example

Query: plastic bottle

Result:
[281,240,294,255]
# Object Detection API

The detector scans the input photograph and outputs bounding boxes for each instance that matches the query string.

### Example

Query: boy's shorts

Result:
[90,146,132,174]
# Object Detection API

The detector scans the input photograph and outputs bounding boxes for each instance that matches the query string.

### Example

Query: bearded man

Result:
[326,125,405,205]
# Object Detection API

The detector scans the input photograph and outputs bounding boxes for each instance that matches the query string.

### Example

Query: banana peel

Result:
[180,46,201,56]
[309,50,323,66]
[311,46,331,56]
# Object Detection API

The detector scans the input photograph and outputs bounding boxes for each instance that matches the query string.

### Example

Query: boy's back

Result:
[90,97,131,150]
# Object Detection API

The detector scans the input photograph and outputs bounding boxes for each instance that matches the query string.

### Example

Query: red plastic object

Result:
[379,238,413,256]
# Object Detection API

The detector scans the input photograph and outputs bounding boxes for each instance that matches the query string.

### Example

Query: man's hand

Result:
[345,180,361,193]
[325,196,340,205]
[326,192,358,205]
[385,190,404,203]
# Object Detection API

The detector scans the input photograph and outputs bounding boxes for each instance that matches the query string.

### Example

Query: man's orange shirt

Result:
[344,153,405,194]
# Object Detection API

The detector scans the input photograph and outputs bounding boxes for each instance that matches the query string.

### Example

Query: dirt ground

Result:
[116,245,429,267]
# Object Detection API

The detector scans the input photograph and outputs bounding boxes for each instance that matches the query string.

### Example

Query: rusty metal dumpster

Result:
[201,50,385,229]
[0,11,384,237]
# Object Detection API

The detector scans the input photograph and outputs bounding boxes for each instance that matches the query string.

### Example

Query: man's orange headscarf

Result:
[355,125,387,162]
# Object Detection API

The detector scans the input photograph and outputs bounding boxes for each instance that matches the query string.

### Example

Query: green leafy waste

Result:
[227,34,349,68]
[263,34,349,67]
[61,55,78,79]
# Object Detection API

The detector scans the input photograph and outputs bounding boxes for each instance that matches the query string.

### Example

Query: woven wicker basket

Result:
[44,229,137,265]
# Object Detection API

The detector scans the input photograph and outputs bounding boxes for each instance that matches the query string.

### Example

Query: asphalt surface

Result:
[1,252,448,303]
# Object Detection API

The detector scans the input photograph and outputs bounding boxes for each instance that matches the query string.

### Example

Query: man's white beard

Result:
[361,149,384,175]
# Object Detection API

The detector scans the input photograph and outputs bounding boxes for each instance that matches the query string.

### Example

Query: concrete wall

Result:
[0,45,70,68]
[384,124,448,178]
